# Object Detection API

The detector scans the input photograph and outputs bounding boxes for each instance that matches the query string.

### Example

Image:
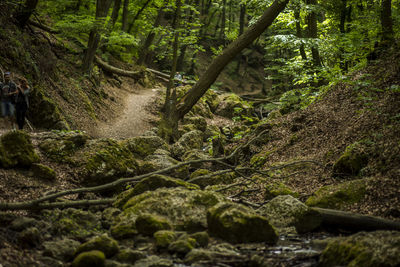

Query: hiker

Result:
[15,77,30,130]
[174,72,183,87]
[1,72,18,129]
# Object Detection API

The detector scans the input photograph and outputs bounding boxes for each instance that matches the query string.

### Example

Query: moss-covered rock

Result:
[31,163,56,180]
[182,116,207,132]
[319,231,400,267]
[184,249,213,264]
[189,231,209,247]
[114,175,199,208]
[188,101,213,118]
[333,142,369,177]
[214,93,253,119]
[189,170,235,189]
[207,202,278,244]
[264,182,299,200]
[109,221,137,240]
[114,249,146,264]
[72,250,105,267]
[203,89,220,113]
[75,234,119,258]
[171,130,203,159]
[181,149,211,168]
[143,152,189,179]
[17,227,41,247]
[43,238,80,261]
[168,237,196,255]
[123,136,169,158]
[135,213,173,236]
[258,195,309,234]
[133,255,173,267]
[305,179,367,209]
[72,139,138,186]
[114,187,224,232]
[154,230,178,248]
[0,130,39,168]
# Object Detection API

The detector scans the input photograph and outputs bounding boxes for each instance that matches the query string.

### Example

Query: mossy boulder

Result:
[114,175,199,207]
[17,227,41,247]
[189,231,209,247]
[143,153,189,179]
[43,238,81,261]
[133,255,173,267]
[189,170,235,189]
[305,179,367,209]
[114,187,224,232]
[123,136,169,158]
[154,230,178,248]
[109,220,137,240]
[319,231,400,267]
[182,116,207,132]
[333,142,369,177]
[264,182,299,200]
[38,130,89,163]
[75,234,119,258]
[168,237,196,255]
[202,89,220,113]
[258,195,309,234]
[72,139,138,186]
[215,93,253,119]
[31,163,56,181]
[188,101,213,118]
[114,249,146,264]
[135,213,173,236]
[0,130,39,168]
[207,202,278,244]
[72,250,105,267]
[171,130,203,159]
[181,149,211,168]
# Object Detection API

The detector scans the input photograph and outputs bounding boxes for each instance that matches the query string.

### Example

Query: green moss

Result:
[189,232,209,247]
[31,163,56,181]
[265,182,299,200]
[135,213,172,236]
[123,136,168,158]
[190,169,210,179]
[75,234,119,258]
[168,237,196,255]
[305,179,367,209]
[154,230,178,248]
[0,131,39,168]
[333,142,369,177]
[109,221,137,240]
[114,249,145,263]
[72,250,105,267]
[250,153,267,168]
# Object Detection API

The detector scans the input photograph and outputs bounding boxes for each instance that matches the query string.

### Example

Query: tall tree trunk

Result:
[294,9,307,60]
[82,0,113,74]
[176,0,289,119]
[339,0,348,71]
[213,12,221,37]
[306,0,321,67]
[381,0,394,42]
[121,0,130,32]
[159,0,182,142]
[220,0,226,41]
[14,0,39,28]
[110,0,122,27]
[137,5,165,65]
[239,3,246,36]
[127,0,153,33]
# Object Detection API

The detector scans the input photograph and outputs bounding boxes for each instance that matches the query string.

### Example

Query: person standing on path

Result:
[1,72,18,129]
[15,77,30,130]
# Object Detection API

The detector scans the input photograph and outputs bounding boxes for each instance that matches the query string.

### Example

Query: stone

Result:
[102,208,121,229]
[207,202,278,244]
[182,116,207,132]
[171,130,203,159]
[31,163,57,180]
[43,238,80,261]
[10,216,37,231]
[332,141,369,177]
[18,227,41,247]
[143,154,189,179]
[214,93,253,119]
[123,136,169,158]
[189,231,209,247]
[319,231,400,267]
[114,249,146,264]
[305,179,367,209]
[0,130,39,168]
[264,182,299,200]
[189,170,235,189]
[135,213,172,236]
[168,237,196,255]
[154,230,178,248]
[72,250,105,267]
[133,255,173,267]
[75,234,119,258]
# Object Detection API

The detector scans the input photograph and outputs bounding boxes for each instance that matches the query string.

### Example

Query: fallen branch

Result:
[28,19,60,34]
[94,56,144,80]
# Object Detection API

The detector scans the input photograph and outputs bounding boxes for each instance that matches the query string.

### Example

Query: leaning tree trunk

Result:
[176,0,289,119]
[14,0,39,28]
[110,0,122,27]
[381,0,394,43]
[82,0,113,74]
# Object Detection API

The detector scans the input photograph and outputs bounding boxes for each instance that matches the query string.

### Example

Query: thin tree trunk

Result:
[121,0,130,32]
[127,0,153,33]
[176,0,289,119]
[294,9,307,60]
[220,0,226,41]
[381,0,394,42]
[306,0,321,67]
[14,0,39,28]
[239,3,246,36]
[110,0,122,26]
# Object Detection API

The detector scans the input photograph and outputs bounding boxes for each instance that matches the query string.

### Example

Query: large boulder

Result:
[182,116,207,132]
[258,195,309,234]
[0,130,39,168]
[214,93,253,119]
[123,136,169,157]
[305,179,367,209]
[113,187,224,232]
[72,250,105,267]
[143,152,189,179]
[171,130,203,159]
[207,202,278,244]
[319,231,400,267]
[43,238,81,261]
[188,169,235,189]
[75,234,119,258]
[332,142,369,177]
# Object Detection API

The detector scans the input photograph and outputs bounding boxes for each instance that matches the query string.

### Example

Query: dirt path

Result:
[93,88,160,139]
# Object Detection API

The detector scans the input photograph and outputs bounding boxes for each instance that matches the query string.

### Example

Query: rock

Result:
[215,93,253,119]
[75,234,119,258]
[143,154,189,179]
[189,231,209,247]
[184,249,213,264]
[203,125,222,142]
[0,212,18,227]
[332,141,369,177]
[72,250,106,267]
[10,216,37,231]
[154,230,178,248]
[258,195,309,234]
[319,231,400,267]
[72,139,138,186]
[104,260,130,267]
[305,178,367,209]
[181,149,211,168]
[110,221,137,240]
[114,175,199,207]
[43,238,80,261]
[188,101,213,118]
[31,163,56,180]
[168,237,196,255]
[123,136,169,158]
[264,182,299,200]
[182,116,207,132]
[0,130,39,168]
[189,170,235,189]
[184,244,241,265]
[207,202,278,244]
[18,227,41,247]
[102,208,121,229]
[114,249,146,264]
[133,255,173,267]
[114,187,224,232]
[171,130,203,159]
[135,213,173,236]
[203,89,220,113]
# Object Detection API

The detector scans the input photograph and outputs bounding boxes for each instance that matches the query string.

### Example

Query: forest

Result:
[0,0,399,266]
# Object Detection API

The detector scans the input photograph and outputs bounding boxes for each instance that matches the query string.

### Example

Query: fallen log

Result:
[295,207,400,234]
[94,56,145,80]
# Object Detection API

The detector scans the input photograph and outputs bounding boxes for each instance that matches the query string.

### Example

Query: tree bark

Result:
[239,3,246,36]
[381,0,394,42]
[121,0,130,32]
[295,207,400,234]
[82,0,113,74]
[176,0,289,119]
[94,56,144,79]
[294,9,307,60]
[14,0,39,28]
[306,0,321,67]
[110,0,122,27]
[220,0,227,41]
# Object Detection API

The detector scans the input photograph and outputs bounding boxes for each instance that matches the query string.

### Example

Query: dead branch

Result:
[94,56,144,80]
[28,19,60,34]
